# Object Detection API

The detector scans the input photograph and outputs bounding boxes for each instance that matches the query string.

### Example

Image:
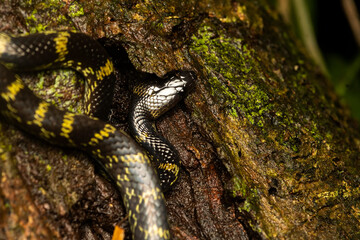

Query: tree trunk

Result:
[0,0,359,239]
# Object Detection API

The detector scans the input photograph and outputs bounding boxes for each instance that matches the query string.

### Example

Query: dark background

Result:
[279,0,360,120]
[316,0,360,120]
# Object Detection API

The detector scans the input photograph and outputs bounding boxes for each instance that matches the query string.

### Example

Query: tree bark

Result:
[0,0,359,239]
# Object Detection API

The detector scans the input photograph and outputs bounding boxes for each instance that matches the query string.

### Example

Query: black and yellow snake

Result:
[0,31,195,240]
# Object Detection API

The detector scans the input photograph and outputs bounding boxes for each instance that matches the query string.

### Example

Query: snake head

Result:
[163,70,196,95]
[155,70,196,107]
[132,70,196,120]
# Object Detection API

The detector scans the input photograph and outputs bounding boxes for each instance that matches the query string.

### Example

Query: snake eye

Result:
[177,70,196,91]
[153,70,196,98]
[165,70,196,94]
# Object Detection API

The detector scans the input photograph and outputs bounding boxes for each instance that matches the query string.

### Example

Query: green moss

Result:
[39,187,47,195]
[61,155,69,165]
[4,202,11,209]
[25,9,49,33]
[228,107,238,118]
[232,176,260,214]
[68,2,84,18]
[35,75,45,89]
[191,23,273,125]
[38,159,46,165]
[46,164,52,172]
[23,0,71,33]
[310,123,322,141]
[24,70,83,115]
[316,181,360,204]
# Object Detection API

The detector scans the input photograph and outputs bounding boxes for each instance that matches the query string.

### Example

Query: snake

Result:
[0,31,195,240]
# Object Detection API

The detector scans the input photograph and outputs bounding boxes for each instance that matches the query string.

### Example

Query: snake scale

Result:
[0,31,195,240]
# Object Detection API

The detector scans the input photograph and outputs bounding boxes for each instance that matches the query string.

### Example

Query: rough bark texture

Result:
[0,0,360,240]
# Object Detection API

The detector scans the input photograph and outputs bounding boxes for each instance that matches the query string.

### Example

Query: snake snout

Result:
[171,70,196,95]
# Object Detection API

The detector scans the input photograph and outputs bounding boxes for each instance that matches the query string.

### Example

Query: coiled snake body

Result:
[0,31,195,240]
